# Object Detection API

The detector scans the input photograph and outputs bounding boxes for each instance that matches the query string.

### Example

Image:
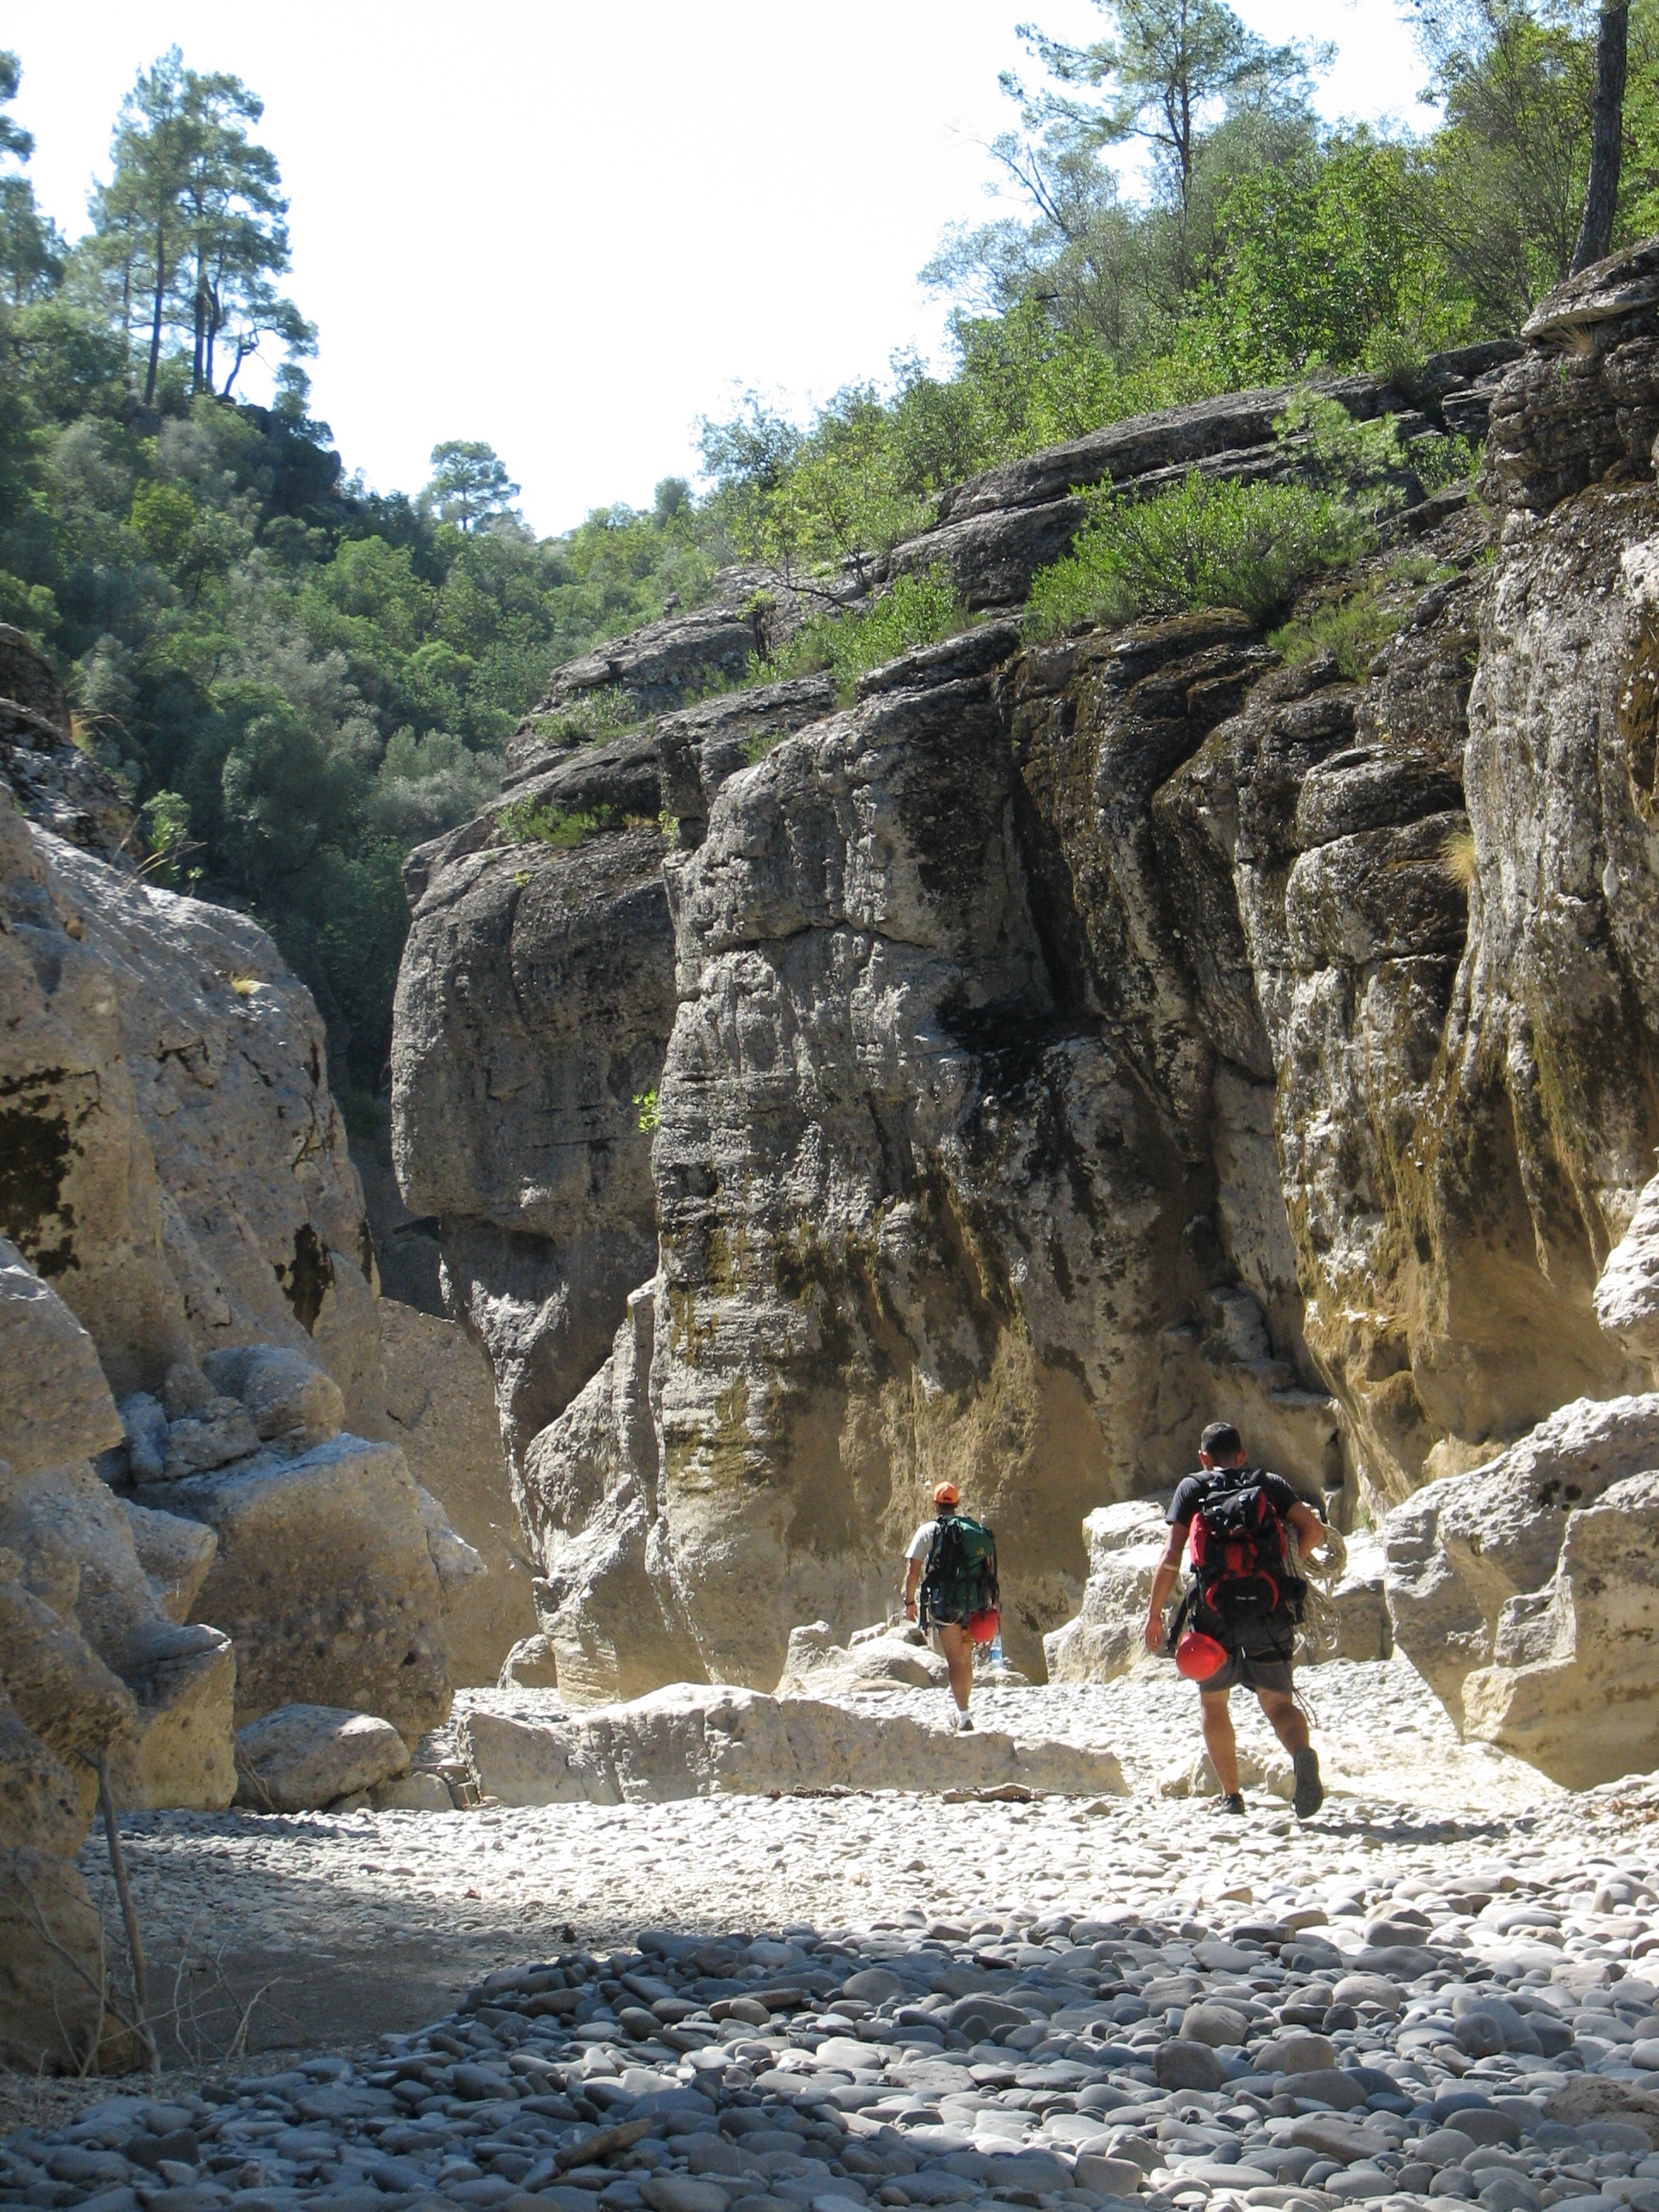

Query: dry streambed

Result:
[3,1660,1656,2212]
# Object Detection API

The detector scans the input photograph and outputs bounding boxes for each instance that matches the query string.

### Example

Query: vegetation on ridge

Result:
[0,1,1654,1103]
[1024,397,1467,632]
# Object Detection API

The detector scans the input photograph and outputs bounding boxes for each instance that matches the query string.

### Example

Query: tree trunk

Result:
[192,245,207,395]
[1571,1,1629,275]
[143,213,166,407]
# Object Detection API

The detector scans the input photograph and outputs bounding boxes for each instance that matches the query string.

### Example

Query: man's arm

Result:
[903,1556,923,1620]
[1286,1499,1326,1562]
[1143,1523,1188,1653]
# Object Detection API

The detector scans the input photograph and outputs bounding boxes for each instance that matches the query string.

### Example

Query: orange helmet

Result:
[933,1481,960,1507]
[1175,1630,1229,1682]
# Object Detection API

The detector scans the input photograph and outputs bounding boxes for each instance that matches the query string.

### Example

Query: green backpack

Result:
[920,1512,999,1629]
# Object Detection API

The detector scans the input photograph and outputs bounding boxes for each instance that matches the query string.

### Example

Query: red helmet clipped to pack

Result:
[1175,1629,1229,1682]
[966,1608,1000,1645]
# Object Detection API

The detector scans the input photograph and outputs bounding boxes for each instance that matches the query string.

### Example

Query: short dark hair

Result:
[1200,1420,1243,1460]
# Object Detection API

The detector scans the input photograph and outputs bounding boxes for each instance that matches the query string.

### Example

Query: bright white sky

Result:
[11,2,1436,537]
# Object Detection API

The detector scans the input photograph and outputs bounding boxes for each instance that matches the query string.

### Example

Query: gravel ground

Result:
[5,1656,1657,2212]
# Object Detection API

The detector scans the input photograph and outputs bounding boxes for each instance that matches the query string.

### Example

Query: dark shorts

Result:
[1198,1648,1295,1697]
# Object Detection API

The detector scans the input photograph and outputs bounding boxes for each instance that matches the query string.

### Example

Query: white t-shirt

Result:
[907,1518,944,1563]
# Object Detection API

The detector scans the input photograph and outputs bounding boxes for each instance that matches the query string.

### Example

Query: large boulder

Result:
[1383,1394,1659,1719]
[0,1252,156,2069]
[119,1497,218,1623]
[0,1848,132,2075]
[1045,1500,1171,1685]
[1461,1468,1659,1785]
[380,1297,537,1685]
[1596,1168,1659,1369]
[0,1235,125,1472]
[1322,1536,1394,1663]
[456,1682,1126,1804]
[774,1621,950,1696]
[233,1703,410,1812]
[0,1241,236,1815]
[1045,1499,1391,1681]
[143,1431,451,1738]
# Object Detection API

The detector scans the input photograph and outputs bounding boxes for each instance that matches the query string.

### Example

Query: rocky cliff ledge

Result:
[390,247,1659,1725]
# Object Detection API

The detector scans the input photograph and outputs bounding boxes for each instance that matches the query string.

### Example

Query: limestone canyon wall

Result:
[390,237,1659,1768]
[401,327,1640,1697]
[0,632,536,2064]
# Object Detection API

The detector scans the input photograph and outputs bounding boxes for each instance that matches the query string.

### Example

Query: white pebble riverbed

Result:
[7,1657,1659,2212]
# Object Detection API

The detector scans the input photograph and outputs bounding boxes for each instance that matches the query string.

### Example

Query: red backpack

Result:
[1186,1468,1305,1631]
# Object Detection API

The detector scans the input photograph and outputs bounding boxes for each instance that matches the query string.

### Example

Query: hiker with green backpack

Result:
[902,1481,1002,1733]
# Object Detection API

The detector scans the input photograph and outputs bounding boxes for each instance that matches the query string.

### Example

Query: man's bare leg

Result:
[1260,1685,1324,1815]
[1258,1687,1309,1757]
[939,1623,975,1714]
[1200,1689,1239,1792]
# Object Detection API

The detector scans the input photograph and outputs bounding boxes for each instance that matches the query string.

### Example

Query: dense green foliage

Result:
[1267,553,1460,679]
[0,61,724,1095]
[1027,474,1371,631]
[700,0,1659,573]
[2,2,1653,1106]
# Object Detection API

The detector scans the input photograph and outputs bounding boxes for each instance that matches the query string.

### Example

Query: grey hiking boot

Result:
[1293,1745,1324,1818]
[1218,1791,1245,1815]
[955,1712,975,1733]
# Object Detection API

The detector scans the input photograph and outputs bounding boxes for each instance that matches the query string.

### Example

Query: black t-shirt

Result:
[1166,1467,1304,1534]
[1167,1468,1309,1656]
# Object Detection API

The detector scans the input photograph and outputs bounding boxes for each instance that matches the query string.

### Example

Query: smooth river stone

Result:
[1334,1976,1404,2015]
[1181,2005,1249,2048]
[1183,2162,1278,2191]
[1155,2043,1230,2092]
[1289,2069,1368,2111]
[842,1970,905,2003]
[1259,2033,1340,2075]
[813,2040,879,2073]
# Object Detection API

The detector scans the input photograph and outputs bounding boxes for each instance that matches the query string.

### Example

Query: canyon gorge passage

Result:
[17,101,1659,2212]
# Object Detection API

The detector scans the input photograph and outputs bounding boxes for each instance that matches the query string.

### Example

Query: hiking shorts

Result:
[1198,1648,1295,1697]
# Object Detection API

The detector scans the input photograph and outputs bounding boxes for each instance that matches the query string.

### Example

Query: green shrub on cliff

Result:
[1027,474,1371,632]
[496,800,622,847]
[1267,556,1458,679]
[762,564,967,708]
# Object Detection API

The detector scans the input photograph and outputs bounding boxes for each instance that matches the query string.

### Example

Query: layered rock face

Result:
[1360,248,1659,1783]
[380,1299,539,1685]
[393,676,838,1474]
[0,1237,205,2069]
[0,627,555,2058]
[0,712,381,1423]
[391,250,1659,1744]
[521,622,1345,1691]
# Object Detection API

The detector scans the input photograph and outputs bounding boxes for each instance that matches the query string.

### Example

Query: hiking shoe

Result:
[955,1712,975,1733]
[1216,1791,1245,1815]
[1293,1745,1324,1819]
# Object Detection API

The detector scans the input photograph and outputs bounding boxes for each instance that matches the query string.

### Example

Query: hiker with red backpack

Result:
[903,1481,1001,1734]
[1144,1421,1330,1818]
